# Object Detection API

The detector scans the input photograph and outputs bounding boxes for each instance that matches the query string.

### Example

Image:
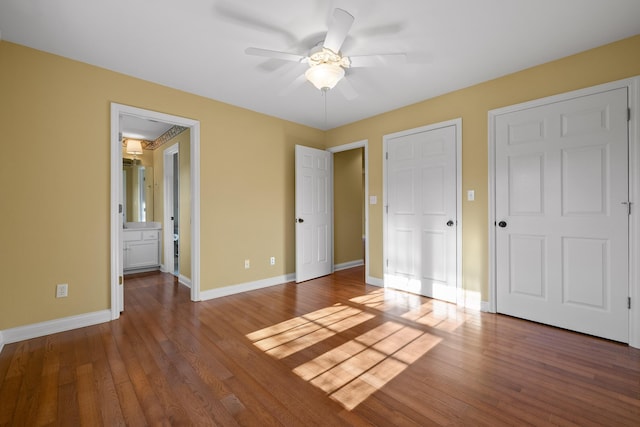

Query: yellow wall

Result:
[1,34,639,331]
[333,148,364,265]
[0,41,324,330]
[326,34,640,298]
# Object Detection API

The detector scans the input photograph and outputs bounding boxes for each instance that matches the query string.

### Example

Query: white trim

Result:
[488,76,640,348]
[200,274,296,300]
[629,77,640,349]
[111,103,201,317]
[163,144,179,277]
[0,331,4,354]
[179,274,192,288]
[480,301,491,312]
[1,310,111,345]
[334,260,364,271]
[366,276,384,287]
[328,140,370,283]
[382,119,463,304]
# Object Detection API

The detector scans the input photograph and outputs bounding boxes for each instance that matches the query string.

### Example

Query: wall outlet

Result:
[244,259,250,269]
[270,256,276,266]
[56,283,68,298]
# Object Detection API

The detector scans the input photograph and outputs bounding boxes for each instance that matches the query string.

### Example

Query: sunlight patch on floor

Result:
[246,288,472,410]
[247,303,374,359]
[293,321,442,410]
[401,300,472,332]
[349,288,424,314]
[351,289,471,333]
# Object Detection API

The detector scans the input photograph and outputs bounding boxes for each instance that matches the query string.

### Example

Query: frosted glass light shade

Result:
[126,139,143,155]
[305,63,345,90]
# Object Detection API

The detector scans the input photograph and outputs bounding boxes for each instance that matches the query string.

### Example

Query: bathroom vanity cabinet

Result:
[123,226,161,272]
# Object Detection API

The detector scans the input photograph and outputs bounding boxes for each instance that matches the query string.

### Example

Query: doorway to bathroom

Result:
[110,103,201,318]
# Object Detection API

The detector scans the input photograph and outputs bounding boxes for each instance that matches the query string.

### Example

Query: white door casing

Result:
[490,81,638,345]
[384,120,462,304]
[163,144,179,276]
[110,103,201,318]
[295,145,333,283]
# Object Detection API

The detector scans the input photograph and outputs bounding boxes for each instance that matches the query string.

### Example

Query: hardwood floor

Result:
[1,267,639,426]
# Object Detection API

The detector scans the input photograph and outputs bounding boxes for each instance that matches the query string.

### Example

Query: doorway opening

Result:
[328,140,371,282]
[110,103,201,319]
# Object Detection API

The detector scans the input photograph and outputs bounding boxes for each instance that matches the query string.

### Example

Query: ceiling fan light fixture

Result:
[305,63,345,90]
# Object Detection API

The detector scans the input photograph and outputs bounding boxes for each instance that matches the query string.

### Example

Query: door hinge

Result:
[628,297,631,309]
[386,259,389,267]
[119,203,123,214]
[386,152,389,160]
[622,201,631,215]
[629,108,632,122]
[119,276,123,285]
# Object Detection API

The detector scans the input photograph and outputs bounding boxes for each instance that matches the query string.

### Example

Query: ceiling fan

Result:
[244,8,407,99]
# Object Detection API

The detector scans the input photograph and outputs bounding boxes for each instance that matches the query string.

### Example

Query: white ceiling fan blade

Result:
[337,77,358,100]
[245,47,306,63]
[348,53,407,68]
[278,73,309,97]
[323,8,354,53]
[215,2,297,45]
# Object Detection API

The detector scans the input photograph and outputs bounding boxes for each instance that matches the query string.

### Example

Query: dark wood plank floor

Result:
[1,267,639,426]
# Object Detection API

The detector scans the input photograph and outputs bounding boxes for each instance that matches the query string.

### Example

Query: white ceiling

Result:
[1,0,639,130]
[120,115,174,141]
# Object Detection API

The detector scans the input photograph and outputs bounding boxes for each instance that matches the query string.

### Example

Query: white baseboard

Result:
[179,274,191,288]
[480,301,490,312]
[334,259,364,271]
[200,273,296,301]
[0,331,4,354]
[0,310,111,349]
[366,276,384,287]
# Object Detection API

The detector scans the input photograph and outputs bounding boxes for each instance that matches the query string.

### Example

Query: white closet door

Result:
[495,88,629,342]
[386,125,458,302]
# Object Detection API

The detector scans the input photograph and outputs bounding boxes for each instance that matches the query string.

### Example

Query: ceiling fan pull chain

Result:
[323,88,328,128]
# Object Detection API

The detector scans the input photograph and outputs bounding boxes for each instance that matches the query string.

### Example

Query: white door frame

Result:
[327,140,371,283]
[488,76,640,348]
[110,103,201,319]
[382,119,463,304]
[163,144,179,276]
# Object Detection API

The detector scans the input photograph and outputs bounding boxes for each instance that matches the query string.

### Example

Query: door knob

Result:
[498,221,507,228]
[297,218,304,223]
[446,220,454,227]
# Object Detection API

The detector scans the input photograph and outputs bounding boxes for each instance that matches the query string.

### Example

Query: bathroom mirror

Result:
[123,160,153,222]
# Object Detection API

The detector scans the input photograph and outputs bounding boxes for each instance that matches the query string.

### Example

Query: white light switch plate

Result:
[467,190,475,201]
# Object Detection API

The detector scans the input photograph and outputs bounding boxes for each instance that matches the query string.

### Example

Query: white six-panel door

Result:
[295,145,333,283]
[495,88,629,342]
[385,124,458,302]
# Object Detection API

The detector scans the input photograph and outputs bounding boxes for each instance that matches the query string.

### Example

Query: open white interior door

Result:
[295,145,333,283]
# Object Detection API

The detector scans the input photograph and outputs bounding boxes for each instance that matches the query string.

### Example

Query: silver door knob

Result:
[446,220,454,227]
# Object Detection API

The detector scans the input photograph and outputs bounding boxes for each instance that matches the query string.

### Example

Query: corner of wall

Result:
[0,330,5,354]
